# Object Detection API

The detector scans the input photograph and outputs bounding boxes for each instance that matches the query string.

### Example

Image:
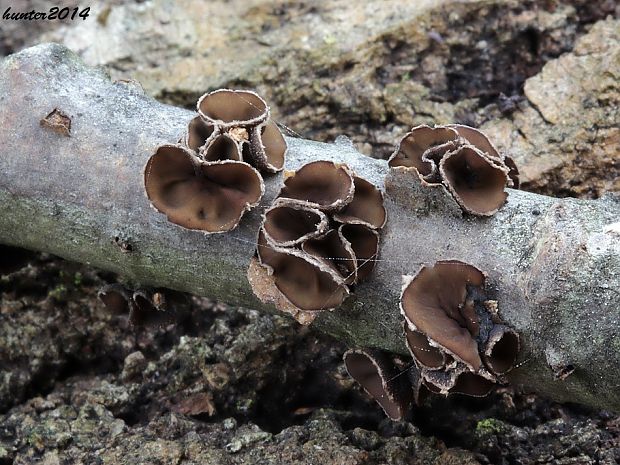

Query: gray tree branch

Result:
[1,44,619,410]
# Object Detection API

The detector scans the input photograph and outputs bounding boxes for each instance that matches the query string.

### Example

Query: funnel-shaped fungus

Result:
[388,123,519,216]
[401,261,485,371]
[449,372,495,397]
[279,161,355,211]
[98,283,131,314]
[201,134,242,162]
[184,116,215,153]
[250,161,385,316]
[333,176,387,229]
[263,199,328,247]
[256,230,348,311]
[404,323,446,370]
[388,125,459,176]
[197,89,268,128]
[340,224,379,283]
[440,146,509,216]
[130,290,177,327]
[302,229,357,285]
[248,120,288,173]
[344,349,413,421]
[483,325,520,375]
[144,144,263,233]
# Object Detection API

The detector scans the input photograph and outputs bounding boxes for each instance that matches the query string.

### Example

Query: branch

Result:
[1,44,619,411]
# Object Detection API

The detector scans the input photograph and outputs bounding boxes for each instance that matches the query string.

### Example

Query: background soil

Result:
[0,0,619,463]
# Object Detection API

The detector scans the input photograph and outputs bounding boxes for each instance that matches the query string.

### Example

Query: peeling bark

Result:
[1,44,619,411]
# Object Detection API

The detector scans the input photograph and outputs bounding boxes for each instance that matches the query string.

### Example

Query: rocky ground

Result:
[0,0,619,463]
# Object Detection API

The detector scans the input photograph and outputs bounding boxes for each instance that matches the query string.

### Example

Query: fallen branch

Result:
[1,44,619,411]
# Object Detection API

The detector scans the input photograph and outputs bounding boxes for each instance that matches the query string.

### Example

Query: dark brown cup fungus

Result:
[388,124,519,216]
[390,259,520,409]
[262,199,328,247]
[98,284,181,327]
[192,89,288,174]
[201,134,242,162]
[249,161,386,322]
[256,230,348,311]
[344,349,413,421]
[401,261,486,371]
[184,115,216,152]
[279,161,355,211]
[144,144,263,233]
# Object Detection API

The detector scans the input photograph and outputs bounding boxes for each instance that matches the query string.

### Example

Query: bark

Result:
[1,44,619,411]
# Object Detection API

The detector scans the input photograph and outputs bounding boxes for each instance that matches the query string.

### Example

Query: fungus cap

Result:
[400,261,485,371]
[184,116,216,153]
[340,224,379,283]
[343,349,413,421]
[97,283,131,315]
[403,322,446,370]
[256,230,348,311]
[483,325,520,375]
[333,176,387,229]
[262,199,329,247]
[201,134,242,162]
[302,228,357,285]
[279,160,355,211]
[248,120,288,173]
[439,146,509,216]
[144,144,264,233]
[197,89,268,128]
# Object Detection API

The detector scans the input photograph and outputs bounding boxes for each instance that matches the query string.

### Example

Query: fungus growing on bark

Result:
[248,120,287,173]
[387,124,519,216]
[333,176,387,229]
[346,259,524,417]
[184,115,215,152]
[197,89,268,128]
[98,284,181,327]
[279,161,355,211]
[400,261,485,371]
[256,230,348,311]
[263,199,328,247]
[201,134,242,162]
[344,349,413,421]
[249,161,386,320]
[144,144,263,233]
[483,325,520,376]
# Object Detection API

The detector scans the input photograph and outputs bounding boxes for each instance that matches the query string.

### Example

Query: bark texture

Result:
[0,44,619,411]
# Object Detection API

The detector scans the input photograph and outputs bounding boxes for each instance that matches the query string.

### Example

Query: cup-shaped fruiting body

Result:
[256,230,348,311]
[184,89,288,174]
[279,161,355,211]
[333,176,387,229]
[483,325,520,376]
[184,116,216,153]
[395,259,520,406]
[197,89,269,129]
[262,199,328,247]
[249,162,386,318]
[98,284,182,327]
[144,144,264,233]
[387,124,519,216]
[401,261,485,371]
[344,349,413,421]
[440,146,509,216]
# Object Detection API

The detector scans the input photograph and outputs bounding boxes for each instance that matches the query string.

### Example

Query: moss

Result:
[475,418,506,435]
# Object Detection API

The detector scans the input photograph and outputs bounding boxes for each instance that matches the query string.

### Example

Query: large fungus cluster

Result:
[144,89,287,233]
[249,161,386,322]
[388,124,519,216]
[344,260,520,420]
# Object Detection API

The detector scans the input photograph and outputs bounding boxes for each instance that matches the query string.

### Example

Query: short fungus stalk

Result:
[248,160,387,324]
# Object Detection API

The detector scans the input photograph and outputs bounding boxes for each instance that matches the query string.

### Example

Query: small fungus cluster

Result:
[249,160,386,321]
[144,89,287,233]
[388,124,519,216]
[98,283,185,327]
[344,260,520,420]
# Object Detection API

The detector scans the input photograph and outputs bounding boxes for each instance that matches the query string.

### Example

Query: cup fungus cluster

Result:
[144,89,287,233]
[344,260,520,420]
[248,160,387,323]
[98,283,185,327]
[388,124,519,216]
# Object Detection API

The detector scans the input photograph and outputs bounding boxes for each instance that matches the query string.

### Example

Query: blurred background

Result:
[0,1,618,464]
